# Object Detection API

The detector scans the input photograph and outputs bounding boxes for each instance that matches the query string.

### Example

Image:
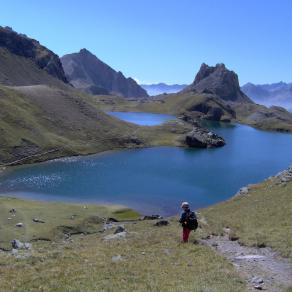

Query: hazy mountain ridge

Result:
[241,82,292,111]
[61,49,148,98]
[141,83,187,96]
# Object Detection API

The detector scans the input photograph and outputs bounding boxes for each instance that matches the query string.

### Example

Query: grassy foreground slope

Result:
[0,198,245,292]
[201,169,292,258]
[0,168,291,290]
[0,197,139,250]
[0,84,191,165]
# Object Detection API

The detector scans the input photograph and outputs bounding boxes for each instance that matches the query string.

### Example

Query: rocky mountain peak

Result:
[0,26,68,83]
[61,49,148,98]
[79,48,93,55]
[185,63,252,103]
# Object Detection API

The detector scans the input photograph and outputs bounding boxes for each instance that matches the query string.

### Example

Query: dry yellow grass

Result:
[0,216,246,291]
[201,176,292,258]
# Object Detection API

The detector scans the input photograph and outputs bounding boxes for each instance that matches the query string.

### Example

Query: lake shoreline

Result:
[1,116,291,169]
[1,164,291,217]
[1,120,292,216]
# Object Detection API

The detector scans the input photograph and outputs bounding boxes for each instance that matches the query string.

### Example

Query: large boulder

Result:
[186,127,225,148]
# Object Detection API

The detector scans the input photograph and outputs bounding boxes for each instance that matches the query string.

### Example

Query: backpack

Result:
[183,211,198,230]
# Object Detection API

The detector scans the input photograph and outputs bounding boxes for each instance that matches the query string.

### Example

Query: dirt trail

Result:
[201,235,292,291]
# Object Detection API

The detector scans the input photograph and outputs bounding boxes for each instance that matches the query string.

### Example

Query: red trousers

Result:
[182,227,191,242]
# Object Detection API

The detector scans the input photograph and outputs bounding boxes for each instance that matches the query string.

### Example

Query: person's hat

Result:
[181,202,189,208]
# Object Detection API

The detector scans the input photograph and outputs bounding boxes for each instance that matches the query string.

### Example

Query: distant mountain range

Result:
[61,49,148,98]
[241,82,292,111]
[137,63,292,132]
[142,80,292,112]
[141,83,187,96]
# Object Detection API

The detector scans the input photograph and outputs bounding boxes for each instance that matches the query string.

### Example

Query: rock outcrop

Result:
[273,166,292,184]
[184,63,252,103]
[181,101,236,122]
[61,49,148,98]
[0,26,67,83]
[186,126,225,148]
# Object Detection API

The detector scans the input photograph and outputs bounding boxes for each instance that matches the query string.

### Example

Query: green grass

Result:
[0,197,139,250]
[232,102,292,132]
[0,48,68,88]
[0,85,192,166]
[0,202,246,291]
[201,177,292,258]
[1,172,291,290]
[91,91,292,133]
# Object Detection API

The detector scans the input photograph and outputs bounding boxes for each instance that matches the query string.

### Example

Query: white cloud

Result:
[133,78,156,85]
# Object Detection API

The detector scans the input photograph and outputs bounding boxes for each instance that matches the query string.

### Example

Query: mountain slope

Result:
[61,49,148,98]
[0,85,135,164]
[0,47,68,88]
[0,84,194,165]
[0,27,200,165]
[0,26,67,83]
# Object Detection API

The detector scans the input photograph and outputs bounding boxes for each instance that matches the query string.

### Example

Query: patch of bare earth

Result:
[201,233,292,291]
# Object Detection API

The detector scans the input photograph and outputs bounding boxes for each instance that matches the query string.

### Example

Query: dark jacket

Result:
[179,208,197,228]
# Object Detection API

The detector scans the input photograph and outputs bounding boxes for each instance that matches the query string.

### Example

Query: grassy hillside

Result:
[0,197,245,291]
[89,92,235,121]
[0,85,191,165]
[0,197,139,250]
[0,48,68,88]
[0,168,291,290]
[201,169,292,258]
[233,102,292,132]
[92,91,292,132]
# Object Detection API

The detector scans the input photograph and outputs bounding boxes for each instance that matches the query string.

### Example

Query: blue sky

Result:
[1,0,291,85]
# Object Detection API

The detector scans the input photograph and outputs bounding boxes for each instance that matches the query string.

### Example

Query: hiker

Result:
[179,202,198,242]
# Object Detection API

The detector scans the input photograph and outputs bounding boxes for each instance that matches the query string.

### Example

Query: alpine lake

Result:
[1,112,292,216]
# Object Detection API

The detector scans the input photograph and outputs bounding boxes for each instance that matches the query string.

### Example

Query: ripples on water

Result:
[1,118,292,216]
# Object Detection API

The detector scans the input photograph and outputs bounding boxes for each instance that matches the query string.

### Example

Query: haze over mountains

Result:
[141,73,292,113]
[61,49,148,98]
[241,82,292,111]
[141,83,187,96]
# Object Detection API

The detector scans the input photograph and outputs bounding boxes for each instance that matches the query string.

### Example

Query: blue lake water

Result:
[0,118,292,216]
[107,111,176,125]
